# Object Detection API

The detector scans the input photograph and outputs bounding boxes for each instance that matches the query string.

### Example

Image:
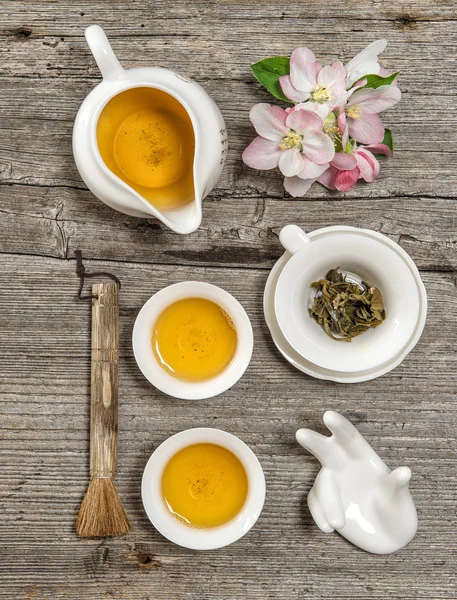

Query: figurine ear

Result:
[377,467,412,506]
[296,428,331,466]
[389,466,412,489]
[323,411,359,443]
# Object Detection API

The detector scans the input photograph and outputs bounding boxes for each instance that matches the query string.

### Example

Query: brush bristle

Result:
[76,478,131,537]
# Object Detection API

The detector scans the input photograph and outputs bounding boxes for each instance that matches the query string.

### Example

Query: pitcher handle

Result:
[279,224,311,254]
[85,25,124,81]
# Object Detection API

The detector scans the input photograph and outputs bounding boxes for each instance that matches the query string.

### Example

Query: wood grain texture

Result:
[0,0,456,599]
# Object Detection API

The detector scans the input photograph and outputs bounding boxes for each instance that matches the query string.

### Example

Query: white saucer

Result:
[263,226,427,383]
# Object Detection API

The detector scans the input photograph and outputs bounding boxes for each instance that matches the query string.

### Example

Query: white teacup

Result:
[132,281,253,399]
[274,225,421,373]
[141,428,266,550]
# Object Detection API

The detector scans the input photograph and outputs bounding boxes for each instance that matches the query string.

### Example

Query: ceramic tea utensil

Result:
[142,428,265,550]
[269,225,426,380]
[75,253,130,537]
[73,25,227,234]
[296,411,418,554]
[264,226,427,383]
[133,281,253,400]
[276,224,420,373]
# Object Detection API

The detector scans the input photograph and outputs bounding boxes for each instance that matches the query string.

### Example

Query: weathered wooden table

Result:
[1,1,456,599]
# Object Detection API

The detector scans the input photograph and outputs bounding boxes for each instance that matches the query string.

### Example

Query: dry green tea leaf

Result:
[309,267,386,342]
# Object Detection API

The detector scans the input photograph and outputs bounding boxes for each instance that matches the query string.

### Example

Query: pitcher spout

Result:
[160,196,203,234]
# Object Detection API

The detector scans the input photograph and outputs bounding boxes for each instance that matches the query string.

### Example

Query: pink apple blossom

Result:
[317,144,391,192]
[242,103,335,180]
[342,84,401,144]
[243,40,400,197]
[279,48,347,111]
[283,159,330,197]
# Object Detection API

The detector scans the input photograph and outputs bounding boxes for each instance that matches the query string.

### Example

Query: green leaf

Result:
[382,128,394,153]
[250,57,292,103]
[356,71,399,90]
[373,128,394,158]
[345,138,355,154]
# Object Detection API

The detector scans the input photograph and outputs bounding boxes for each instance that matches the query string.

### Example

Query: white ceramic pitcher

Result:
[73,25,228,234]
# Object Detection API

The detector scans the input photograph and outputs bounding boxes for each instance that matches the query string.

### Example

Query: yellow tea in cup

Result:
[161,443,248,528]
[151,297,237,381]
[96,87,195,211]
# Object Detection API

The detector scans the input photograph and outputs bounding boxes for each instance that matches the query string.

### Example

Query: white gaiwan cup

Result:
[73,25,227,234]
[132,281,253,400]
[274,225,421,373]
[141,428,266,550]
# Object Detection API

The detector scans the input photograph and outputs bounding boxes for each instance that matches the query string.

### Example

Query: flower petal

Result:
[331,152,358,170]
[355,149,380,182]
[346,39,387,71]
[345,39,387,88]
[301,130,335,164]
[279,75,309,103]
[337,108,349,147]
[335,167,360,191]
[278,147,304,177]
[298,158,329,179]
[348,112,384,145]
[317,65,337,89]
[286,108,323,133]
[348,85,401,114]
[249,103,288,141]
[346,79,367,96]
[317,165,338,190]
[363,143,393,157]
[284,175,315,197]
[290,47,318,93]
[291,102,331,120]
[346,63,381,88]
[318,60,345,86]
[242,137,281,170]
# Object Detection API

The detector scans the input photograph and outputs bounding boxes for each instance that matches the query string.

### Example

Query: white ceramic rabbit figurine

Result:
[296,411,418,554]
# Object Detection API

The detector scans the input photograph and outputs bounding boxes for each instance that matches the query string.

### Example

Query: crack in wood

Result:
[0,250,454,275]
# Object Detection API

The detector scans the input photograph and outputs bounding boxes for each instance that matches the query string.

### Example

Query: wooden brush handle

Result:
[90,283,119,478]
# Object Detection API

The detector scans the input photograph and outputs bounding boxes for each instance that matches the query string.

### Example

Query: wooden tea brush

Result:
[75,252,131,537]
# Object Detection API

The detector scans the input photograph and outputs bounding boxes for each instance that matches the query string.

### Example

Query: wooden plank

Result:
[0,184,456,271]
[2,0,457,39]
[1,29,456,88]
[0,255,456,600]
[1,76,457,196]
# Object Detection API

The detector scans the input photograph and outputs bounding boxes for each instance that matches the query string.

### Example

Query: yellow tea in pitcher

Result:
[161,443,248,528]
[96,87,195,211]
[151,297,237,382]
